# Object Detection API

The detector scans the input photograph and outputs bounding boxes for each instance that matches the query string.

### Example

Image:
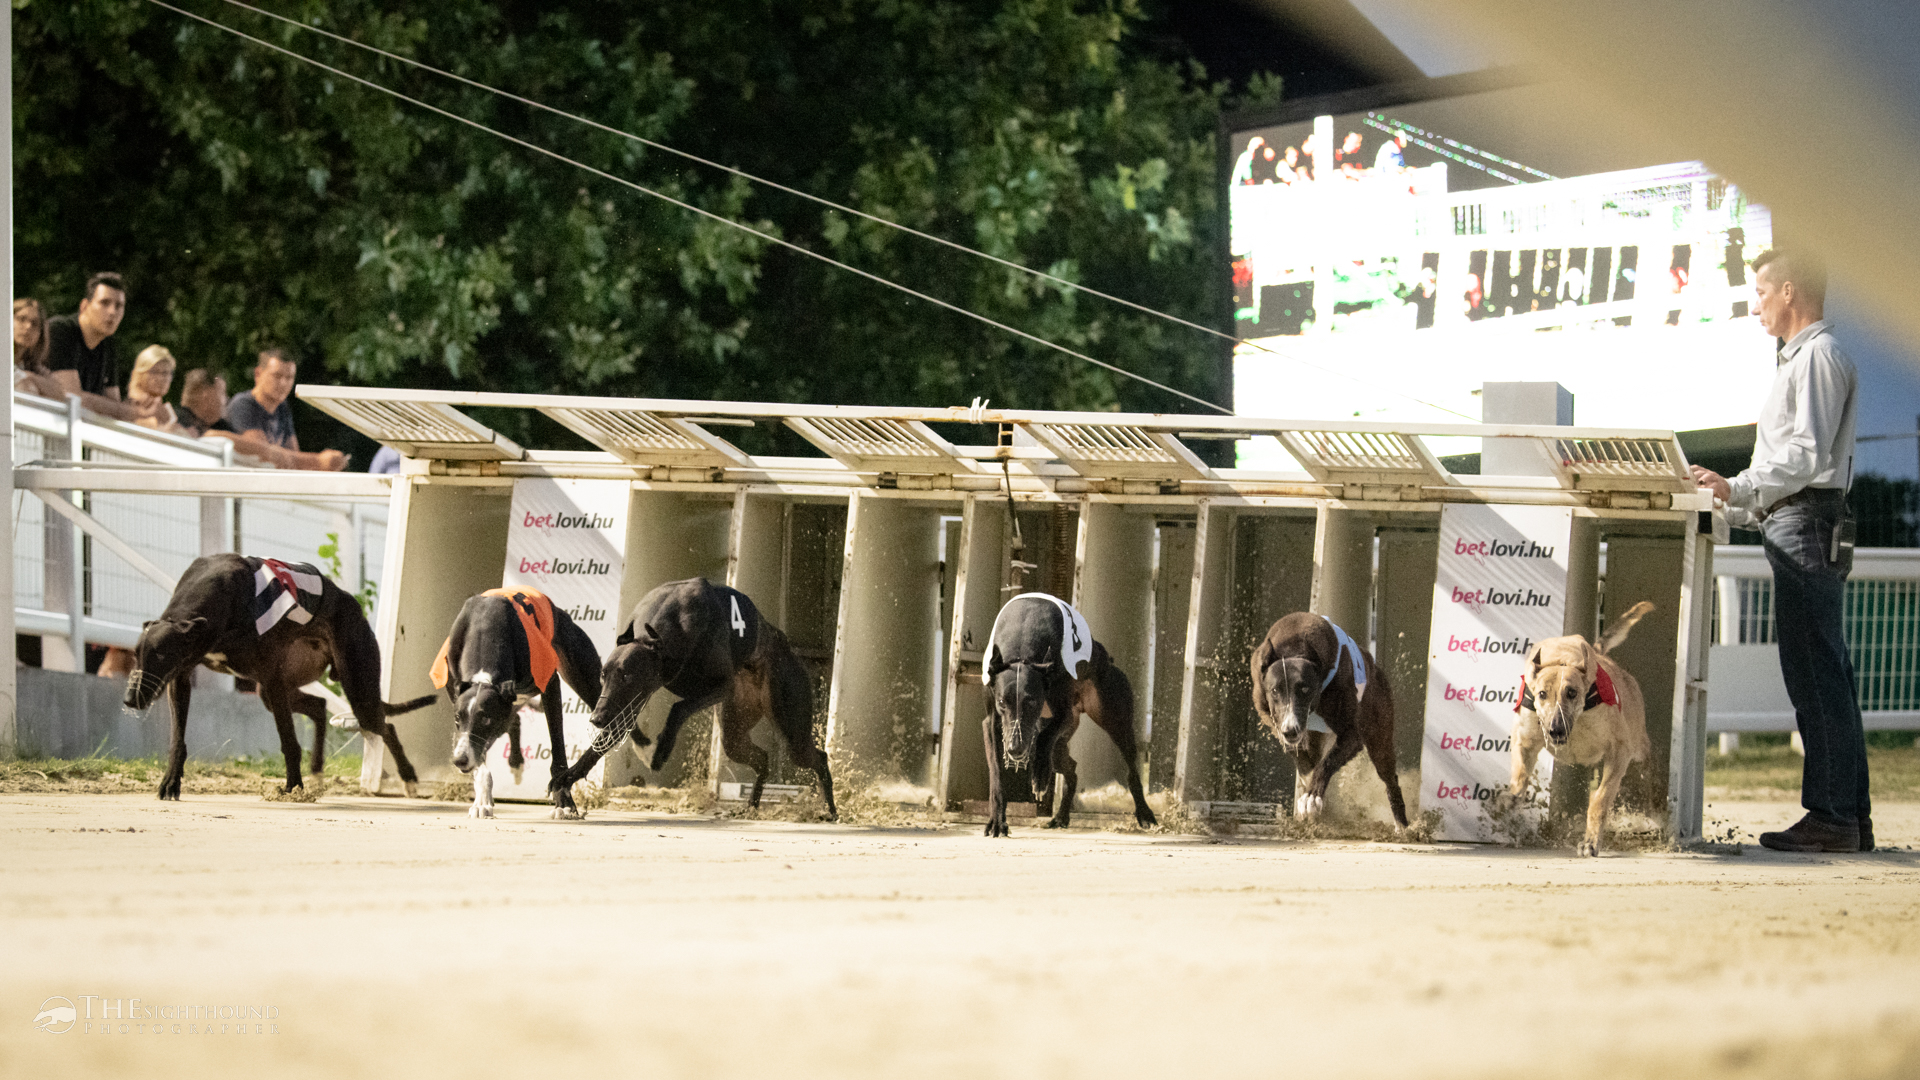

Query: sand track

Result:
[3,793,1918,1078]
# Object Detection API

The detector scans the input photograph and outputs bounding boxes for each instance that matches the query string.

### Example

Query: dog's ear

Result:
[642,621,661,643]
[1526,643,1542,672]
[171,615,208,634]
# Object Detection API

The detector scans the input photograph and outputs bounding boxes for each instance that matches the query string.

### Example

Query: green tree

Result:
[15,0,1244,452]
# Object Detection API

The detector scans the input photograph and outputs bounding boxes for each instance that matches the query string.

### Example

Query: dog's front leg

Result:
[158,671,194,801]
[540,676,582,820]
[648,686,728,773]
[1505,716,1546,808]
[1299,727,1364,820]
[470,753,495,819]
[506,713,525,786]
[1581,749,1631,857]
[983,714,1009,838]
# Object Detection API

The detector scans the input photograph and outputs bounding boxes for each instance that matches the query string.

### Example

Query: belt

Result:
[1764,486,1846,517]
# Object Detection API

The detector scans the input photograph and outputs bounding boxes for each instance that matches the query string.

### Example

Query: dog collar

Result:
[1516,667,1616,714]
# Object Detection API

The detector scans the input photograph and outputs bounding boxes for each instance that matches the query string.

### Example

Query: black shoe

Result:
[1759,814,1860,853]
[1860,816,1874,852]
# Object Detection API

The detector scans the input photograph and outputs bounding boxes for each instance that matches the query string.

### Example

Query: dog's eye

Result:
[1564,687,1578,699]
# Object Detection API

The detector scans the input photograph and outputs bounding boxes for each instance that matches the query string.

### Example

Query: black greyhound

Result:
[561,578,836,819]
[124,553,432,800]
[432,587,603,819]
[983,593,1155,837]
[1250,612,1409,828]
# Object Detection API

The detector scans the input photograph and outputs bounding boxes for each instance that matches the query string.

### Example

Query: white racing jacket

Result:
[984,593,1094,683]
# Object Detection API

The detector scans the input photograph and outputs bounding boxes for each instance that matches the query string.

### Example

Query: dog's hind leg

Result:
[719,702,772,809]
[1357,690,1409,828]
[540,674,583,820]
[291,690,330,777]
[159,671,194,801]
[506,714,525,785]
[1080,658,1155,828]
[766,633,833,820]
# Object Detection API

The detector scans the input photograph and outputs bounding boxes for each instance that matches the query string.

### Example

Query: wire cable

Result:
[146,0,1229,413]
[194,0,1475,421]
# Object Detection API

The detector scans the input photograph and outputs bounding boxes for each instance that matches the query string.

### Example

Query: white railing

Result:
[1707,545,1920,731]
[11,390,389,659]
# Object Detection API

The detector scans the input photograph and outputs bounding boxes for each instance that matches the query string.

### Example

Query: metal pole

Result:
[66,395,85,671]
[0,0,16,756]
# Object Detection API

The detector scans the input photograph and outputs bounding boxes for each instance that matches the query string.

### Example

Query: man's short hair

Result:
[81,271,125,308]
[257,347,294,369]
[1753,249,1827,306]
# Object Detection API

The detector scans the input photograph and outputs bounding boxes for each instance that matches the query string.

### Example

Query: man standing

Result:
[1691,250,1868,853]
[44,272,160,423]
[226,347,344,471]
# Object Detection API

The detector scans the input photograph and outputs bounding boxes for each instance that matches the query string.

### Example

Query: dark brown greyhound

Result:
[125,553,432,799]
[1250,612,1409,828]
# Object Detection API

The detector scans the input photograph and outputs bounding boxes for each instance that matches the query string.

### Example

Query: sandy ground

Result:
[3,793,1919,1080]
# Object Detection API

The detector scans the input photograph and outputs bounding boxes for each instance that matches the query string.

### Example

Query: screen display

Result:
[1229,82,1774,466]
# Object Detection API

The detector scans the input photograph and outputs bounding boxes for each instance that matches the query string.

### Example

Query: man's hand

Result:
[316,448,348,472]
[1691,465,1731,502]
[124,397,166,423]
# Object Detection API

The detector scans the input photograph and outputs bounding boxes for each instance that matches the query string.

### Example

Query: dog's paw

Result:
[1577,838,1601,857]
[509,766,524,786]
[1136,807,1159,828]
[550,804,583,821]
[402,781,420,799]
[1294,793,1324,819]
[1043,817,1070,830]
[468,803,494,820]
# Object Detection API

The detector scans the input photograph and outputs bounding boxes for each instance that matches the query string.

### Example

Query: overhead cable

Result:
[146,0,1230,414]
[197,0,1477,422]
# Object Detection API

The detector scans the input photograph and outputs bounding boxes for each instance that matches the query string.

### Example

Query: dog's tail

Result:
[1597,601,1655,654]
[384,694,437,716]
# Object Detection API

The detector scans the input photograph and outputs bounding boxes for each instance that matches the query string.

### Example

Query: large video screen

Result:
[1229,82,1774,466]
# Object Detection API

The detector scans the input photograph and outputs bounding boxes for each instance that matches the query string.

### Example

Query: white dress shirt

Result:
[1725,319,1857,516]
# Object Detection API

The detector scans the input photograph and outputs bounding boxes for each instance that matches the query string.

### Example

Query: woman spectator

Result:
[126,344,186,432]
[13,298,61,396]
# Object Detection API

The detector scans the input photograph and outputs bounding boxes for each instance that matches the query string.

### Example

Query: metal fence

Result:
[11,390,388,656]
[1711,547,1920,717]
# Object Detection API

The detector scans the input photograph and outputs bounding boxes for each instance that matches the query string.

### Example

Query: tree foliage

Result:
[15,0,1244,450]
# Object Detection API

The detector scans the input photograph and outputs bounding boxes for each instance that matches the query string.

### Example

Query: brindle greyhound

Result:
[124,553,432,800]
[1250,612,1409,828]
[560,578,836,819]
[982,593,1155,837]
[433,588,603,819]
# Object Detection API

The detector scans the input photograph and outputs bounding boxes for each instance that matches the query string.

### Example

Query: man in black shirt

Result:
[44,272,160,423]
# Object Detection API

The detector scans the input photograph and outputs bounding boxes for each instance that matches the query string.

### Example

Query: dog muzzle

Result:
[451,734,482,773]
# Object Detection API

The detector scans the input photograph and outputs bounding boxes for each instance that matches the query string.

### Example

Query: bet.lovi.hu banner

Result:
[1419,504,1572,841]
[486,477,628,799]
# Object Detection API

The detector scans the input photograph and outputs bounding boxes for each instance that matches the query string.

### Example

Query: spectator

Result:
[368,445,403,474]
[178,368,237,438]
[44,272,160,423]
[184,366,344,471]
[126,344,185,432]
[13,298,61,396]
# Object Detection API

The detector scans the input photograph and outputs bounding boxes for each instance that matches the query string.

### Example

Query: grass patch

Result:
[1705,740,1920,801]
[0,753,367,797]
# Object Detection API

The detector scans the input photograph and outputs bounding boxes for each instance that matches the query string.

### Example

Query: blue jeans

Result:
[1762,496,1870,827]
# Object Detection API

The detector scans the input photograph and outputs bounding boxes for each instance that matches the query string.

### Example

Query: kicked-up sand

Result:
[2,792,1917,1079]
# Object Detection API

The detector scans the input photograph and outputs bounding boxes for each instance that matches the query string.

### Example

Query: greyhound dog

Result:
[1250,612,1410,828]
[561,578,836,819]
[982,593,1155,837]
[124,553,432,800]
[431,587,603,819]
[1506,601,1655,856]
